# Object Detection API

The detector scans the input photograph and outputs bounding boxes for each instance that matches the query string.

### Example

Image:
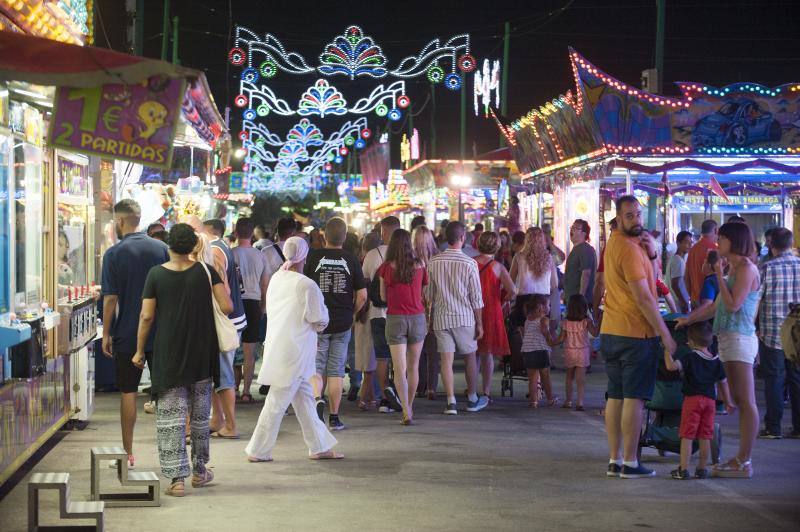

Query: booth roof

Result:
[403,158,519,191]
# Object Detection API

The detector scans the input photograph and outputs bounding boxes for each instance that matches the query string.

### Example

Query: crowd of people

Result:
[98,196,800,496]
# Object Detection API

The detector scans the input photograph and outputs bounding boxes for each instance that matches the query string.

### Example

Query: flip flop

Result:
[238,393,255,404]
[309,450,344,460]
[211,431,240,439]
[247,456,273,463]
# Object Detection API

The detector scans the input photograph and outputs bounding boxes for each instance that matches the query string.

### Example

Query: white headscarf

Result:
[280,236,309,271]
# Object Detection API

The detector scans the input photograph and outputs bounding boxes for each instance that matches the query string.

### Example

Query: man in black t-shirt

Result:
[304,217,367,431]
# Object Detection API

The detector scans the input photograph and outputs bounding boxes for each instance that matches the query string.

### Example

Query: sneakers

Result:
[444,403,458,415]
[619,464,656,479]
[259,385,270,397]
[315,398,326,422]
[671,467,690,480]
[695,468,710,479]
[606,463,622,477]
[329,415,345,431]
[384,387,403,412]
[143,401,155,414]
[466,395,490,412]
[758,429,782,439]
[347,385,360,402]
[378,398,398,413]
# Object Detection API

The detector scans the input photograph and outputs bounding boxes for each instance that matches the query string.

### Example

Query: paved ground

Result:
[2,357,799,532]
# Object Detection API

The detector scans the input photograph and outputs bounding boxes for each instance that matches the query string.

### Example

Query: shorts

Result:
[316,329,352,377]
[434,325,478,355]
[370,318,391,360]
[114,351,151,393]
[217,348,236,391]
[386,313,427,345]
[679,395,716,440]
[600,334,660,401]
[241,299,264,343]
[522,350,550,370]
[717,331,758,365]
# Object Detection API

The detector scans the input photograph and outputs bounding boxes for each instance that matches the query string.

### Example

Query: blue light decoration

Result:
[318,26,388,80]
[297,79,347,117]
[388,108,402,121]
[445,73,462,91]
[241,67,259,83]
[286,118,324,147]
[355,138,366,149]
[334,155,344,164]
[243,108,257,120]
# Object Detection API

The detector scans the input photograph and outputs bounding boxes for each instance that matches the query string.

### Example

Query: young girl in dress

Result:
[519,295,558,408]
[557,295,599,411]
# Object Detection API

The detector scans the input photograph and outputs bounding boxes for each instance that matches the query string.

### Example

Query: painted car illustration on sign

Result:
[692,98,782,148]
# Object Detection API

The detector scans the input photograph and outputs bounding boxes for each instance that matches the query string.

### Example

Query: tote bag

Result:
[200,262,240,352]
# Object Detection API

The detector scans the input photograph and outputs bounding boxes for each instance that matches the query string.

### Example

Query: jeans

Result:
[760,341,800,433]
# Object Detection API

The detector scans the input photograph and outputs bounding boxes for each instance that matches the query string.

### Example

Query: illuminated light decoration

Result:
[335,155,344,164]
[297,79,347,117]
[355,138,366,149]
[375,104,388,117]
[229,47,246,65]
[279,141,309,162]
[243,109,257,121]
[344,136,356,147]
[325,163,333,171]
[347,81,406,114]
[241,67,259,83]
[327,152,336,161]
[473,59,500,117]
[233,27,316,75]
[318,25,388,79]
[256,104,269,116]
[427,66,445,84]
[239,131,249,141]
[234,94,249,107]
[361,128,372,139]
[457,54,477,73]
[388,108,402,121]
[340,146,349,156]
[286,118,324,147]
[259,61,278,78]
[444,73,462,91]
[397,94,411,109]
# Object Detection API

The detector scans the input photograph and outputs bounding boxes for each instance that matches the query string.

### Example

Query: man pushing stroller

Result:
[664,321,734,479]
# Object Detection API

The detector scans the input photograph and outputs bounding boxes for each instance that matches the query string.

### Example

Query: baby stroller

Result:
[637,318,722,463]
[500,319,528,397]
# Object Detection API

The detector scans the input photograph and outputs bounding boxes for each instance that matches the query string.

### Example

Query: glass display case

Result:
[0,134,10,316]
[56,152,93,301]
[13,140,44,311]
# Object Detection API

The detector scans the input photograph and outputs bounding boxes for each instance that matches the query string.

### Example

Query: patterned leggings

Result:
[156,379,212,481]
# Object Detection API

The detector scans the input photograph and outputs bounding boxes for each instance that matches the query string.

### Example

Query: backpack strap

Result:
[272,243,286,262]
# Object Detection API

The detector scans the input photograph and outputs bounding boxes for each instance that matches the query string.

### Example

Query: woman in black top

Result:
[134,224,233,497]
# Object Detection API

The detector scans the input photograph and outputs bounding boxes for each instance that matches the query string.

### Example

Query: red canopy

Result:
[0,30,198,86]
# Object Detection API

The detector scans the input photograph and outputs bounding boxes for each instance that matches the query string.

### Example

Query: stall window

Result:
[13,142,44,310]
[56,153,92,300]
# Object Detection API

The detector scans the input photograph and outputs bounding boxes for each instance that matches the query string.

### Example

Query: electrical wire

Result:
[94,0,113,48]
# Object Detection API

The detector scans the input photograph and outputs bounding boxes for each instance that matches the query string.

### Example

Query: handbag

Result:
[200,262,240,352]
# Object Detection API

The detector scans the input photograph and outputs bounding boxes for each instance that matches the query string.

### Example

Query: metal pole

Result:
[458,187,463,223]
[460,73,466,160]
[500,21,510,147]
[430,83,437,158]
[135,0,144,55]
[160,0,170,61]
[172,16,179,64]
[655,0,665,94]
[407,101,414,137]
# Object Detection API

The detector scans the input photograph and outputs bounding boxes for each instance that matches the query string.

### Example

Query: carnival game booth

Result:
[402,158,520,229]
[0,30,228,486]
[370,169,411,226]
[496,48,800,257]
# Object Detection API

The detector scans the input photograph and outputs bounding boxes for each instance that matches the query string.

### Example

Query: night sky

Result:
[97,0,800,159]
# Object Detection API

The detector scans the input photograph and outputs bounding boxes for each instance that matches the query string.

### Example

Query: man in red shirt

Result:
[684,220,718,307]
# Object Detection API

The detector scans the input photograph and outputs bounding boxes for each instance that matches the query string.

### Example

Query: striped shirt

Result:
[521,317,550,352]
[426,248,484,330]
[759,251,800,349]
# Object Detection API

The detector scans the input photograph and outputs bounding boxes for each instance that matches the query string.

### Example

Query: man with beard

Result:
[600,195,676,479]
[101,199,169,468]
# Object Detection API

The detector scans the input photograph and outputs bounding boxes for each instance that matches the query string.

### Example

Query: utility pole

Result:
[430,83,437,158]
[500,21,510,147]
[171,16,179,64]
[160,0,170,61]
[460,72,466,160]
[135,0,144,55]
[655,0,665,94]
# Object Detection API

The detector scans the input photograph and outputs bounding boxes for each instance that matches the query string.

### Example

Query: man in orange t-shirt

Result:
[600,195,676,479]
[684,219,718,306]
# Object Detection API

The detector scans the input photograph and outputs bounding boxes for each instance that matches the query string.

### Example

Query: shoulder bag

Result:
[200,262,240,352]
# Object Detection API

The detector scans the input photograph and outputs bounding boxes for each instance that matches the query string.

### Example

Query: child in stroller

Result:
[638,318,731,466]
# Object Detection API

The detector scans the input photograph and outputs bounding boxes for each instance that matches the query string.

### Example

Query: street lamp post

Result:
[450,174,471,223]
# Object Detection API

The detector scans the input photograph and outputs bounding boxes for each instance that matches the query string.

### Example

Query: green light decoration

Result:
[375,103,388,117]
[259,61,278,78]
[427,66,444,84]
[257,104,270,116]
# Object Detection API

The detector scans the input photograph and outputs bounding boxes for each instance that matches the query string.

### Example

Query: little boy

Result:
[664,321,732,479]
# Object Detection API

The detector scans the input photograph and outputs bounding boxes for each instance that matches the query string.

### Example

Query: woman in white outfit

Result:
[245,236,343,462]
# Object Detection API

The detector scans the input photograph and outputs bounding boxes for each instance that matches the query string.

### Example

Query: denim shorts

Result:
[370,318,391,360]
[316,329,352,377]
[385,313,427,345]
[600,334,661,400]
[217,348,236,392]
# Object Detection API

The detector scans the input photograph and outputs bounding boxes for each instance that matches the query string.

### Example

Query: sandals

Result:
[165,480,185,497]
[713,457,753,478]
[191,468,214,488]
[562,401,574,409]
[529,401,538,408]
[358,400,377,411]
[238,393,255,404]
[309,450,345,460]
[401,415,415,426]
[545,397,559,407]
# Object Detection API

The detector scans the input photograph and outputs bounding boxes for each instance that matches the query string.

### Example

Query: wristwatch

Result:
[648,252,658,261]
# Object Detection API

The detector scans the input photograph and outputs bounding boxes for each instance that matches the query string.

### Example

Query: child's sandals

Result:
[562,401,574,409]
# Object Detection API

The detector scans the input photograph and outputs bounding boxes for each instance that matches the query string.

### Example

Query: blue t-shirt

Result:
[699,274,719,303]
[674,346,726,399]
[101,232,169,353]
